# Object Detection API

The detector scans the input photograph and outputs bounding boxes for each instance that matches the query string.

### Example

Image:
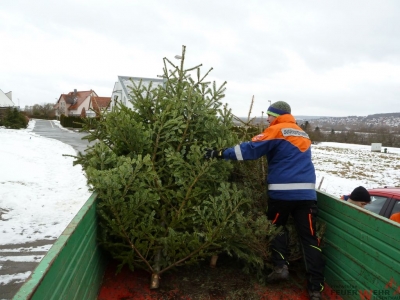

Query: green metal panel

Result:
[13,192,108,300]
[317,190,400,300]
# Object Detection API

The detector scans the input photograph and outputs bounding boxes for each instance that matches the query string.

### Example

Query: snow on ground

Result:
[0,272,31,285]
[0,121,91,245]
[0,120,399,291]
[313,142,400,197]
[0,120,91,289]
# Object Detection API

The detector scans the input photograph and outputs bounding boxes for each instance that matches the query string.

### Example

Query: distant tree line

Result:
[300,121,400,148]
[24,103,56,119]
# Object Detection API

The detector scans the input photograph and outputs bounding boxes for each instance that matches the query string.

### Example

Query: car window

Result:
[390,200,400,215]
[364,196,388,215]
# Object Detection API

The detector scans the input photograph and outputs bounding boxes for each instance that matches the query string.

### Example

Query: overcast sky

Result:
[1,0,400,117]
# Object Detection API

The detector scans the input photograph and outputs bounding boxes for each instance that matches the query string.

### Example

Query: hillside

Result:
[237,113,400,130]
[306,113,400,130]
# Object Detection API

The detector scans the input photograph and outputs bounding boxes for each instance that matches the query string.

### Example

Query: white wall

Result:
[69,94,93,116]
[110,76,164,110]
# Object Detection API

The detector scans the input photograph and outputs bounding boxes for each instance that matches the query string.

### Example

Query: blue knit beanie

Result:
[267,101,291,117]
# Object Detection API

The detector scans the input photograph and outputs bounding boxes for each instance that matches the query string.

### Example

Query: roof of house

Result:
[0,89,15,107]
[90,96,111,111]
[55,90,96,110]
[117,76,164,98]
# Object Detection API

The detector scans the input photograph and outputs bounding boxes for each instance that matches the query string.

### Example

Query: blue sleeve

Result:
[222,141,273,161]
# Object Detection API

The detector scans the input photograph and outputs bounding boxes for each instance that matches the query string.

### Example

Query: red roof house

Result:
[54,89,98,117]
[89,96,111,116]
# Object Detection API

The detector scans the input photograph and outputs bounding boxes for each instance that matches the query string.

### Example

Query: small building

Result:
[110,76,164,110]
[0,89,15,107]
[371,143,382,152]
[89,96,111,117]
[0,89,16,119]
[54,89,110,118]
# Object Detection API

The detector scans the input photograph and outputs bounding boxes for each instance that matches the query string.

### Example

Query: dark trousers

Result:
[267,199,325,292]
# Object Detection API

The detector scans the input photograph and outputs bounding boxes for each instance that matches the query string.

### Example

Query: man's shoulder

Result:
[252,126,281,141]
[251,123,306,142]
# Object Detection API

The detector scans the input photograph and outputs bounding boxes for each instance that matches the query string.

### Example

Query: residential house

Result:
[88,96,111,117]
[54,89,98,117]
[0,89,15,119]
[110,76,164,110]
[0,89,15,107]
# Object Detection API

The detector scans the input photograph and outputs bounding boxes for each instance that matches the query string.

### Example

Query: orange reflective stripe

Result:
[272,213,280,224]
[308,213,314,235]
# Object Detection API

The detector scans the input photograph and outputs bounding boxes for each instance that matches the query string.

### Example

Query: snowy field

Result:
[0,121,91,245]
[313,142,400,196]
[0,121,91,289]
[0,121,399,290]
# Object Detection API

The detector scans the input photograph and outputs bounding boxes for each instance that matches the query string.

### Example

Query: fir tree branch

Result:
[171,165,209,227]
[159,194,246,275]
[149,134,176,221]
[158,240,213,275]
[125,232,154,273]
[176,93,193,153]
[105,197,155,273]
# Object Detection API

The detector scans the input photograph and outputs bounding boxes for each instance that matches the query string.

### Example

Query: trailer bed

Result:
[98,258,342,300]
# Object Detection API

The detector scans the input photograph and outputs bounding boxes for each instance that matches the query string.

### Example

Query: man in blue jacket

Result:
[205,101,324,300]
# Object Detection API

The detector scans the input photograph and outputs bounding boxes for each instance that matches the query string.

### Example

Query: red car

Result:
[365,187,400,222]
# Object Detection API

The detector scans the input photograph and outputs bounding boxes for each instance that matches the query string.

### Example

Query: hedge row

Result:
[60,114,84,128]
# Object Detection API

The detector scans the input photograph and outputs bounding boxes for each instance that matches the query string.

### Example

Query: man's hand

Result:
[204,148,224,159]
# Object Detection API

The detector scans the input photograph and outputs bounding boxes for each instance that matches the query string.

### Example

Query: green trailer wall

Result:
[317,190,400,300]
[13,191,400,299]
[13,192,108,300]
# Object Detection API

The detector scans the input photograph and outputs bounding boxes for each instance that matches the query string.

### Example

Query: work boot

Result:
[308,289,322,300]
[266,264,289,282]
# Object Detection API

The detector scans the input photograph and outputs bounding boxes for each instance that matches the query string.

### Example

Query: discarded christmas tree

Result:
[74,46,278,287]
